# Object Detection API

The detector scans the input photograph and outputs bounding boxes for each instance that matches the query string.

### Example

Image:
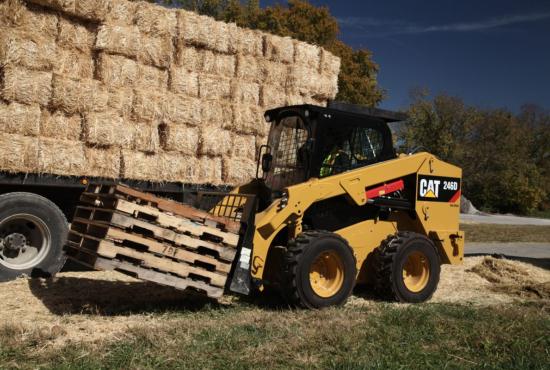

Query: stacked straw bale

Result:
[0,0,340,185]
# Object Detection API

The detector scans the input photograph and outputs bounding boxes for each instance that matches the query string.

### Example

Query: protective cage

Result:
[195,191,257,223]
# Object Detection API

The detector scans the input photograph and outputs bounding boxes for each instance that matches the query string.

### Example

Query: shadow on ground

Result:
[465,253,550,271]
[28,277,217,316]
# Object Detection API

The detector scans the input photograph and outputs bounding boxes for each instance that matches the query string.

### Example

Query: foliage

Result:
[155,0,384,106]
[405,91,549,214]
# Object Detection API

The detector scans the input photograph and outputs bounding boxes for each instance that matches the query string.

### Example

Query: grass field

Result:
[461,223,550,243]
[1,301,548,369]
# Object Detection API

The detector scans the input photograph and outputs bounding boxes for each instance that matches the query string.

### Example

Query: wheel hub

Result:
[309,251,344,298]
[402,251,430,293]
[3,233,27,251]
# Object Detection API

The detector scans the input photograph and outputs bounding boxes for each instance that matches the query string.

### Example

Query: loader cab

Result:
[260,102,406,193]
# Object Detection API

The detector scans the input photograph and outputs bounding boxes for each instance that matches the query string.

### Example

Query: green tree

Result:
[405,92,546,214]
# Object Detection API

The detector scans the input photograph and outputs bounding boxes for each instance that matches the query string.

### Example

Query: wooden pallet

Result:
[65,245,224,298]
[66,183,241,300]
[82,183,241,234]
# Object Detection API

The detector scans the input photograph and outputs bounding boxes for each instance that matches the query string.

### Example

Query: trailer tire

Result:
[282,231,357,309]
[0,192,68,282]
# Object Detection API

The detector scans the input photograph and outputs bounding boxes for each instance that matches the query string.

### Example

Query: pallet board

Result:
[66,183,241,299]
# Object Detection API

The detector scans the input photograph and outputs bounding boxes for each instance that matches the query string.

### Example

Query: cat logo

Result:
[419,179,440,198]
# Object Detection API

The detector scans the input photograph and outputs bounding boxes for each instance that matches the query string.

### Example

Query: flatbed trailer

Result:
[0,172,231,282]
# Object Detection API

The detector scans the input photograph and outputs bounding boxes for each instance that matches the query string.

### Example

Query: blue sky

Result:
[263,0,550,112]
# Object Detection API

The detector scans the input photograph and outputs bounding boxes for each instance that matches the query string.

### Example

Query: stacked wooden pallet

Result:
[65,183,241,299]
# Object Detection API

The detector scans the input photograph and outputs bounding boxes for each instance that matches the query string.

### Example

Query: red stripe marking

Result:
[449,189,461,203]
[366,179,405,199]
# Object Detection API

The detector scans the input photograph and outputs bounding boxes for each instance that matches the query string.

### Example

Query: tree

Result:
[405,92,546,214]
[157,0,384,106]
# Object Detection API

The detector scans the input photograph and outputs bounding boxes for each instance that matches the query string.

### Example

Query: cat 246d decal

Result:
[417,175,461,203]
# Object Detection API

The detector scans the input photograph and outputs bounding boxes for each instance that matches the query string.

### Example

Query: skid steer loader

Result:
[217,101,464,308]
[66,101,463,309]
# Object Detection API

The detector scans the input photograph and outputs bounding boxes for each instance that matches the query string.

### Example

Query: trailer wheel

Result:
[283,231,357,309]
[0,193,68,282]
[373,231,440,303]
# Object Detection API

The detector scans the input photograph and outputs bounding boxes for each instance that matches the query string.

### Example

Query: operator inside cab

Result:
[319,126,384,178]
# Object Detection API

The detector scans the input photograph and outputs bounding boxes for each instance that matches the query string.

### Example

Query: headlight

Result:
[278,190,289,210]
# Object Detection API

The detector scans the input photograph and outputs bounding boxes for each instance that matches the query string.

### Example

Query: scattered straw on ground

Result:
[1,256,548,348]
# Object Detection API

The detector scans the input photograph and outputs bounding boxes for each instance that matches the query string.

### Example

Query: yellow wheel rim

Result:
[309,251,344,298]
[402,251,430,293]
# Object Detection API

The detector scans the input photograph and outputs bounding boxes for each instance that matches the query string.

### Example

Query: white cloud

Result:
[338,12,550,37]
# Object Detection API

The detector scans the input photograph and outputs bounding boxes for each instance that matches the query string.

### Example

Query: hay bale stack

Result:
[0,0,340,186]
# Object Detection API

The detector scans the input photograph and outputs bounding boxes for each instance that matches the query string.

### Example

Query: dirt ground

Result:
[1,256,548,348]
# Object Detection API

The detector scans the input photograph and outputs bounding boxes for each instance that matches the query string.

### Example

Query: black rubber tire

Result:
[0,192,68,282]
[283,231,357,309]
[373,231,440,303]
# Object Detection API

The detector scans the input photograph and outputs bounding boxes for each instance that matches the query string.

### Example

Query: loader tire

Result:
[283,231,357,309]
[0,193,68,282]
[373,231,440,303]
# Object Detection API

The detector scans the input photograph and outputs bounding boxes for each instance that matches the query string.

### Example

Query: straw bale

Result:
[54,48,94,80]
[320,49,341,77]
[222,157,256,185]
[132,88,165,122]
[265,34,294,64]
[236,54,261,82]
[139,63,169,90]
[52,75,109,114]
[38,138,85,176]
[231,134,256,159]
[233,104,265,134]
[104,0,137,26]
[203,100,233,129]
[169,67,199,97]
[0,133,39,173]
[26,0,75,14]
[0,0,58,38]
[294,41,321,70]
[138,34,173,68]
[287,65,321,94]
[73,0,109,22]
[199,75,231,100]
[262,60,289,87]
[202,51,236,77]
[107,86,133,117]
[135,2,177,38]
[161,152,198,183]
[177,10,229,53]
[85,146,120,178]
[95,24,140,59]
[260,85,286,109]
[96,53,138,87]
[286,92,304,106]
[231,80,260,105]
[121,150,157,181]
[2,66,52,106]
[0,101,40,136]
[83,112,132,148]
[175,46,201,69]
[40,110,81,141]
[162,93,201,126]
[198,156,222,185]
[159,123,198,155]
[57,17,95,54]
[198,126,232,156]
[0,29,56,71]
[236,28,264,57]
[132,121,160,153]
